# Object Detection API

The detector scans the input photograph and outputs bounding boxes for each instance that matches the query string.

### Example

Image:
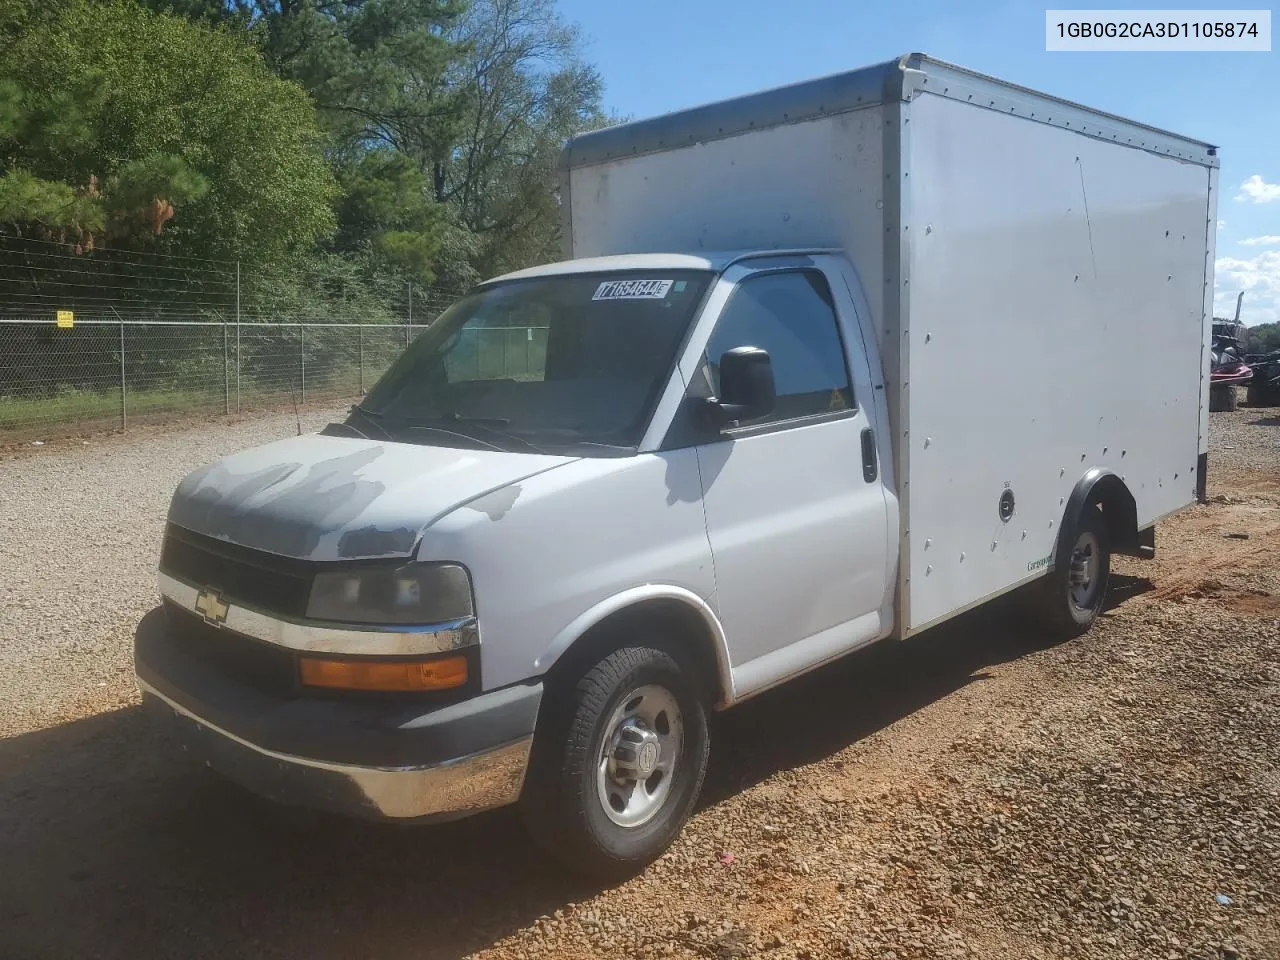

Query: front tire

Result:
[1034,505,1111,638]
[520,645,710,880]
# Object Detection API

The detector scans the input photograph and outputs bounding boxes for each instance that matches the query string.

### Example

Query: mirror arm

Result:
[696,396,752,429]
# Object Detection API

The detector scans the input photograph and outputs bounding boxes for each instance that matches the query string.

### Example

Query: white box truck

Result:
[135,54,1217,877]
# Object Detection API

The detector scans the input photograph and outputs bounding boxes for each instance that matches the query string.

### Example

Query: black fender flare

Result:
[1055,468,1140,572]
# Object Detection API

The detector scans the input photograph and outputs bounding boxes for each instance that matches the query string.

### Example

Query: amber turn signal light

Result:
[299,654,468,692]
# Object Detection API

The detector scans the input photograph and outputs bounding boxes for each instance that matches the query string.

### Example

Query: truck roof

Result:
[484,250,831,284]
[561,52,1218,171]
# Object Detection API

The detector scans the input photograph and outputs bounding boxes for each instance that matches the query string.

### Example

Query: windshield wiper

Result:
[446,412,509,426]
[352,407,548,455]
[352,406,504,451]
[400,423,506,452]
[347,404,393,439]
[440,412,550,455]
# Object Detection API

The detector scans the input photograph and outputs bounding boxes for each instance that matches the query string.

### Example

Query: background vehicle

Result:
[136,54,1216,878]
[1210,298,1252,411]
[1244,348,1280,407]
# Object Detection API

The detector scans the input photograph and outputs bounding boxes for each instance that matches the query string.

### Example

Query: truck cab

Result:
[137,250,902,877]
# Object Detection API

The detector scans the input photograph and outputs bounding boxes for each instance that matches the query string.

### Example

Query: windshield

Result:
[349,270,713,454]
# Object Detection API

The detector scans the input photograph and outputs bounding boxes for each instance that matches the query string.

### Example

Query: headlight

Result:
[306,563,474,625]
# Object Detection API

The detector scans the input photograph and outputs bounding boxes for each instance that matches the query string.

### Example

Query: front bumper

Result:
[134,607,541,821]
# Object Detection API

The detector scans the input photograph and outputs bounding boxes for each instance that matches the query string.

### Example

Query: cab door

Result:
[681,262,891,697]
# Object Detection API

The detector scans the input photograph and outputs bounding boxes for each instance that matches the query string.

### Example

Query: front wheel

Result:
[520,645,710,880]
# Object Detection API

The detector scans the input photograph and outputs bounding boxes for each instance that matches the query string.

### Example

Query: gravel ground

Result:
[0,405,346,735]
[0,401,1277,960]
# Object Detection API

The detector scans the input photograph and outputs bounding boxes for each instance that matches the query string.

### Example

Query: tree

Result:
[170,1,474,285]
[441,0,610,276]
[180,0,611,279]
[84,0,611,289]
[0,0,336,262]
[1244,322,1280,355]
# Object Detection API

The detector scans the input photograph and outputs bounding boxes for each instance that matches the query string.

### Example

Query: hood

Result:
[167,434,574,561]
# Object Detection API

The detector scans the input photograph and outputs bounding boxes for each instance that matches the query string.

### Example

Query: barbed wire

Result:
[0,236,480,438]
[0,236,466,324]
[0,233,239,264]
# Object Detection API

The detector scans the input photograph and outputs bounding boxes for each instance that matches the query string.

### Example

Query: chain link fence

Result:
[0,317,548,440]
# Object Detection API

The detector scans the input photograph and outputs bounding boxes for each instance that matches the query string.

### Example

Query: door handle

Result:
[861,427,878,483]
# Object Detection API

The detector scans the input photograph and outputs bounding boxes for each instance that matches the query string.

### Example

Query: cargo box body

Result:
[560,54,1217,635]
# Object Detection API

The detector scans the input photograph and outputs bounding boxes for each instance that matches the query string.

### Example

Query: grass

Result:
[0,334,534,437]
[0,386,192,430]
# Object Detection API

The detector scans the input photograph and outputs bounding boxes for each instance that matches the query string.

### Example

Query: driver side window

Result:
[700,270,853,427]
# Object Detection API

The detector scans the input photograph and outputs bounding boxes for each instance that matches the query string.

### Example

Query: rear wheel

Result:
[1034,506,1111,638]
[520,645,710,880]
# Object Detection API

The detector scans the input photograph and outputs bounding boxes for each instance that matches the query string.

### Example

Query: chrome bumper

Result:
[140,679,533,821]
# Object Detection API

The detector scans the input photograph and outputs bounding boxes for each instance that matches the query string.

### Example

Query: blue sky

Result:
[557,0,1280,325]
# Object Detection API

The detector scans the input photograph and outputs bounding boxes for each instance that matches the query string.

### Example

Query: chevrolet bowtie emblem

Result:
[194,588,230,625]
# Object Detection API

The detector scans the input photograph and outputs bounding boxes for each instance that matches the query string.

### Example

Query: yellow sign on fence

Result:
[55,310,74,328]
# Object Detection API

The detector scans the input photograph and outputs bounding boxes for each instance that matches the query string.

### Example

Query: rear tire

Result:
[1034,505,1111,639]
[520,645,710,880]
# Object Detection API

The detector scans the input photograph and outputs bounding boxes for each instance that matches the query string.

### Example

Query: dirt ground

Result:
[0,405,1277,960]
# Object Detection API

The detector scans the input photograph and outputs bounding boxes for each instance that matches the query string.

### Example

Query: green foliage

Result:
[3,0,610,314]
[108,154,209,227]
[0,168,103,232]
[333,150,449,283]
[1245,322,1280,355]
[244,251,457,324]
[441,0,610,276]
[254,0,472,291]
[0,0,335,260]
[203,0,608,282]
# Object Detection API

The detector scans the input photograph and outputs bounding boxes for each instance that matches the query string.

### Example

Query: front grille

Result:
[160,524,313,618]
[164,602,297,695]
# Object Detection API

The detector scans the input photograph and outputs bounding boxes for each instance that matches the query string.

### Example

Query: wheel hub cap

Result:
[611,723,661,781]
[596,684,683,829]
[1068,531,1100,608]
[1069,555,1092,586]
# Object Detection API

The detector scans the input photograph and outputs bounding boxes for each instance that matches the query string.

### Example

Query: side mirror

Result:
[700,346,775,428]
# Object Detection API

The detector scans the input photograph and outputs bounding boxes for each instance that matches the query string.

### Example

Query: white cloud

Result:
[1218,219,1226,229]
[1215,250,1280,324]
[1239,235,1280,247]
[1235,175,1280,203]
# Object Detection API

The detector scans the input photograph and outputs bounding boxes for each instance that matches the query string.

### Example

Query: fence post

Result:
[235,261,241,413]
[358,326,364,395]
[119,320,127,430]
[300,325,306,403]
[223,322,230,415]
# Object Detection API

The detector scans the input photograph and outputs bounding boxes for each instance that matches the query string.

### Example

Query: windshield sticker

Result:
[592,279,673,301]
